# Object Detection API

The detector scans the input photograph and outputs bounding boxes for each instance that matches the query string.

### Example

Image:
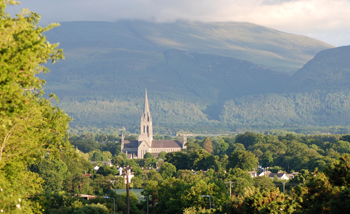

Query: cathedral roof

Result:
[151,140,183,148]
[123,140,138,148]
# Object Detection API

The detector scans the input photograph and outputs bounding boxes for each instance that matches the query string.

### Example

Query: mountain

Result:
[40,20,350,134]
[45,20,333,74]
[288,46,350,92]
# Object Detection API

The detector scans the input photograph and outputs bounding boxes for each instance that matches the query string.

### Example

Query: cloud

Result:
[5,0,350,46]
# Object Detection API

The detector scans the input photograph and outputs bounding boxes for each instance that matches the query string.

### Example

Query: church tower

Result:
[138,89,153,146]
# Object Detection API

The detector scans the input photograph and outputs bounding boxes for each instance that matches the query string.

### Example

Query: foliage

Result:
[227,150,258,171]
[157,151,166,160]
[0,1,71,212]
[159,162,176,179]
[203,137,214,154]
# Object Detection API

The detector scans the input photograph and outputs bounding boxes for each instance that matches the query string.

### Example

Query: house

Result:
[115,168,134,184]
[269,173,290,180]
[248,171,258,178]
[286,172,299,179]
[121,90,187,159]
[259,171,272,177]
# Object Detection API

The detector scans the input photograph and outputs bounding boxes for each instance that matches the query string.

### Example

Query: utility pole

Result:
[225,181,234,197]
[282,182,285,194]
[125,166,131,214]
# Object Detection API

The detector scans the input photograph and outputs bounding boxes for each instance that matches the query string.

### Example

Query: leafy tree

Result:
[71,138,100,153]
[0,1,71,211]
[241,188,299,213]
[203,137,214,154]
[158,151,167,160]
[227,150,258,171]
[91,174,113,195]
[235,132,265,148]
[64,173,93,194]
[186,140,202,151]
[261,151,274,167]
[230,143,246,152]
[165,151,190,169]
[330,140,350,154]
[253,176,275,191]
[73,203,109,214]
[225,168,254,196]
[324,154,350,187]
[339,134,350,142]
[144,152,154,159]
[215,139,229,155]
[289,169,311,185]
[97,165,118,176]
[91,150,103,161]
[189,149,218,171]
[112,154,126,167]
[160,162,177,179]
[30,158,68,192]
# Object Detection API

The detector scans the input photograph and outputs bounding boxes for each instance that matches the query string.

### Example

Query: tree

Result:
[227,150,258,171]
[158,151,167,160]
[203,137,214,154]
[0,1,71,211]
[261,151,274,167]
[144,152,154,159]
[112,154,126,167]
[73,203,109,214]
[215,139,229,155]
[159,162,176,179]
[30,158,68,192]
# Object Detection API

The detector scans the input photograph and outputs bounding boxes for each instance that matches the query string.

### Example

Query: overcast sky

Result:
[6,0,350,46]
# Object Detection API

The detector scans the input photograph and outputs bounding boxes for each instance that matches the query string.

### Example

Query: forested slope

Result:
[40,20,350,134]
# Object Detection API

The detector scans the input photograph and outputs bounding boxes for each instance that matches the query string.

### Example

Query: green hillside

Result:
[289,46,350,92]
[41,21,350,134]
[45,20,333,74]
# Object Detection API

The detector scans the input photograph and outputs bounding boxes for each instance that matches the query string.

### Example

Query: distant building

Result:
[258,170,298,180]
[121,89,187,159]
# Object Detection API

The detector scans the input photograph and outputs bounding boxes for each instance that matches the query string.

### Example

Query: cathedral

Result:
[121,90,187,159]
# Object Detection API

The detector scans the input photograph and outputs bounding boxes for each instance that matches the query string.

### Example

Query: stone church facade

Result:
[121,90,187,159]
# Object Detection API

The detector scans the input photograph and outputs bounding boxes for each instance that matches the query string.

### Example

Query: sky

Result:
[6,0,350,46]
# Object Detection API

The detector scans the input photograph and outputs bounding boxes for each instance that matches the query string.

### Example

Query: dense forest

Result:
[23,132,350,213]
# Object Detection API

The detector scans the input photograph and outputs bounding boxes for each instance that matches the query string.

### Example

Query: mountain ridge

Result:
[40,20,350,134]
[46,20,333,74]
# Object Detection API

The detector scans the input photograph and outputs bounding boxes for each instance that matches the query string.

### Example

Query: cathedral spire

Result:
[144,89,150,116]
[138,89,153,145]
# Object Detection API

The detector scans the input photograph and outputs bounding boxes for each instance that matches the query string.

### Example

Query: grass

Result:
[112,189,145,201]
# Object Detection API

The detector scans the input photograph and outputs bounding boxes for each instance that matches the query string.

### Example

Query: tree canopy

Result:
[0,1,71,211]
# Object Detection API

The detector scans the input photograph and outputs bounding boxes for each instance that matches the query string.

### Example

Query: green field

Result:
[112,189,144,201]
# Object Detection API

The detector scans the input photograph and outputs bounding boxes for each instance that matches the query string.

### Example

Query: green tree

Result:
[97,165,118,176]
[30,158,68,192]
[158,151,167,160]
[241,188,299,213]
[261,151,274,167]
[215,139,229,155]
[227,150,258,171]
[91,150,103,161]
[203,137,214,154]
[73,203,109,214]
[0,1,71,211]
[159,162,177,179]
[144,152,154,159]
[112,154,126,167]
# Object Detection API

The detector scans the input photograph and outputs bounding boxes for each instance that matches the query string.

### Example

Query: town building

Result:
[121,90,187,159]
